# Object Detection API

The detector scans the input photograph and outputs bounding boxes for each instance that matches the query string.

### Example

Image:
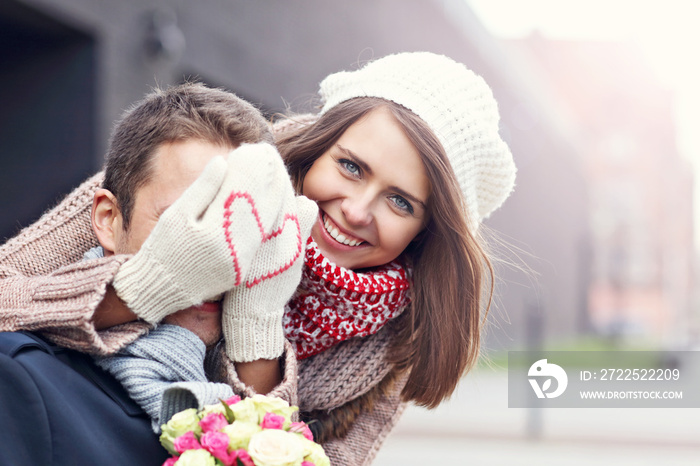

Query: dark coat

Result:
[0,331,169,465]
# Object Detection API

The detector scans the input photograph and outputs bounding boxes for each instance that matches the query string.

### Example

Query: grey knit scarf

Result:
[95,325,234,433]
[86,247,233,433]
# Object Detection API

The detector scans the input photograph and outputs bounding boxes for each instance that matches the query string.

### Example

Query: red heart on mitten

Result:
[223,191,302,288]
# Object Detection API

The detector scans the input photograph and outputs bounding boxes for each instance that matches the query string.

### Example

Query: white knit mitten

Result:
[113,143,286,324]
[222,180,318,362]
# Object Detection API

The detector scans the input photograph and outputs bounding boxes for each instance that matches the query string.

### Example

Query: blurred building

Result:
[510,34,696,344]
[1,0,591,350]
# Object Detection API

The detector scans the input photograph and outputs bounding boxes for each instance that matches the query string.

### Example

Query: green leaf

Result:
[220,398,236,423]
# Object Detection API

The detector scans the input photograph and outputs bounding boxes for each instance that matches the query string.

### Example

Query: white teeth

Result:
[323,214,363,247]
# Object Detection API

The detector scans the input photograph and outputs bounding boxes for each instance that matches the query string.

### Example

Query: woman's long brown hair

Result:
[276,98,494,409]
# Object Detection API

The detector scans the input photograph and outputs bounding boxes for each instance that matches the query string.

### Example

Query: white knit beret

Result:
[319,52,516,230]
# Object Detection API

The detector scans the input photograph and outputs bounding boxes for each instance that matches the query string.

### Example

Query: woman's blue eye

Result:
[340,159,360,175]
[391,195,414,214]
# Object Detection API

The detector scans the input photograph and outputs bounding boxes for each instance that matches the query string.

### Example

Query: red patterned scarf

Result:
[284,239,411,359]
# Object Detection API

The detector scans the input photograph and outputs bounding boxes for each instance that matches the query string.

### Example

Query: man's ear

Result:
[92,188,122,255]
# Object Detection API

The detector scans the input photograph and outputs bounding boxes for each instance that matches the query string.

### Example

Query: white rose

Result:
[247,429,305,466]
[300,437,331,466]
[229,397,258,424]
[250,394,298,427]
[221,420,262,450]
[199,402,228,418]
[159,408,201,455]
[174,449,216,466]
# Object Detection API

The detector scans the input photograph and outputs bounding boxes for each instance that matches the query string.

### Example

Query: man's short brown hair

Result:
[103,82,272,229]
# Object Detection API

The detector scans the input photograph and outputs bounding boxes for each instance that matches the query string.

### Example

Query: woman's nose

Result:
[340,194,373,227]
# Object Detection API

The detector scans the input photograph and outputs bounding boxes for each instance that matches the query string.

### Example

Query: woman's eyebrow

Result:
[336,144,427,211]
[391,186,427,211]
[336,144,372,175]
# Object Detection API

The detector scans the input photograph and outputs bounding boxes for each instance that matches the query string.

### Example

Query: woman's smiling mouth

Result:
[323,213,364,247]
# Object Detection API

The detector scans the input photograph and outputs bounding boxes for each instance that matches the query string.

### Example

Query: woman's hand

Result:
[112,144,286,325]
[221,144,317,362]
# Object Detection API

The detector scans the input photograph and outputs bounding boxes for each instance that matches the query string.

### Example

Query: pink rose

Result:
[302,462,316,466]
[200,431,231,459]
[216,449,251,466]
[225,395,242,405]
[260,412,285,430]
[290,421,314,441]
[199,412,229,433]
[219,450,238,466]
[235,449,255,466]
[173,431,202,454]
[162,457,179,466]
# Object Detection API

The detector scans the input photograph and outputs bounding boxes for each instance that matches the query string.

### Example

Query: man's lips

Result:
[190,302,221,313]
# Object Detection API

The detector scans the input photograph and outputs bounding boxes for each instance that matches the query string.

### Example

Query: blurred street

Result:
[375,369,700,465]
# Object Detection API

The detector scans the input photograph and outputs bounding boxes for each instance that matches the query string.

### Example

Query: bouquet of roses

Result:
[159,394,330,466]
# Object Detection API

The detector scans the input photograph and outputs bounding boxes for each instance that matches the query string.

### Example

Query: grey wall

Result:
[1,0,591,350]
